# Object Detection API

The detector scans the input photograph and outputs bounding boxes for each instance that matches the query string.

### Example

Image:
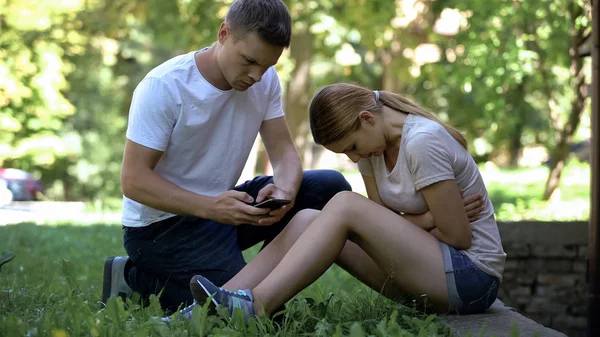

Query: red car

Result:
[0,168,44,201]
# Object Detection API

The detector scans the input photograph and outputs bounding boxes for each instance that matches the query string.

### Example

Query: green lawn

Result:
[1,223,452,337]
[1,162,589,336]
[480,160,590,221]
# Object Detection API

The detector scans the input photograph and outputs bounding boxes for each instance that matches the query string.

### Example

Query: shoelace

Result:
[219,287,250,300]
[179,302,196,316]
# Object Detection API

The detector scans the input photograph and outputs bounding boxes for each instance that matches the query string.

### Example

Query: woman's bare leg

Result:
[251,191,449,315]
[222,210,320,291]
[336,240,405,300]
[223,209,403,300]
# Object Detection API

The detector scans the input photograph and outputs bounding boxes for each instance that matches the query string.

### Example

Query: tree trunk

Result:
[542,6,587,200]
[284,29,314,167]
[380,49,396,91]
[508,122,524,167]
[508,81,527,167]
[63,175,72,201]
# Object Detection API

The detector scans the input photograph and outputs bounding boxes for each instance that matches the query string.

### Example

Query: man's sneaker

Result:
[101,256,133,307]
[190,275,256,320]
[161,302,197,324]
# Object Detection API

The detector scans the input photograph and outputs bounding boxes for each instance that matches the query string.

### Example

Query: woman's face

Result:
[324,112,387,163]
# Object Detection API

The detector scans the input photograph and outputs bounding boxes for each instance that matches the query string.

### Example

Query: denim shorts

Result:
[439,242,500,314]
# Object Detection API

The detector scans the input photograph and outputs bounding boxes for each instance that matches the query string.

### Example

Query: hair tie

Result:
[373,90,380,101]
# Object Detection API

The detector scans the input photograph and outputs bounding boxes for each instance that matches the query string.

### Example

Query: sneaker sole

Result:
[190,275,219,308]
[101,257,115,307]
[101,257,132,308]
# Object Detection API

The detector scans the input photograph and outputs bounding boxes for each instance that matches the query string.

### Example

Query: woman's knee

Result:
[322,192,384,240]
[293,209,321,225]
[322,191,363,219]
[326,190,362,206]
[284,209,321,236]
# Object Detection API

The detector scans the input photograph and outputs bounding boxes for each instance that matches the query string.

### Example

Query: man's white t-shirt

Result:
[122,50,284,227]
[358,114,506,280]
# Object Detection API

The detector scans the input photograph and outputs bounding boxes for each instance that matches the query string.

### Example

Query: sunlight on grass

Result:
[1,224,453,336]
[479,160,589,221]
[1,160,588,227]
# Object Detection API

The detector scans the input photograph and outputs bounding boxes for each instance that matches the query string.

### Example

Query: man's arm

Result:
[259,116,303,199]
[121,140,213,218]
[121,139,267,224]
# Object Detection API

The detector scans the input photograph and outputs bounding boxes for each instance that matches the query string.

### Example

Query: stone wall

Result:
[497,221,589,337]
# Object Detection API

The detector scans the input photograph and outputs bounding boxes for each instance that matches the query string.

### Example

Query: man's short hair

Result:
[226,0,292,48]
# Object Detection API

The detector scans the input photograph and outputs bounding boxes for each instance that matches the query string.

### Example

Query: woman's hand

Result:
[410,192,485,233]
[461,192,485,222]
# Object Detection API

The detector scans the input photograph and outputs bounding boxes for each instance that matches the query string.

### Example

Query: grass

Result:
[480,159,590,221]
[1,223,453,337]
[1,162,589,336]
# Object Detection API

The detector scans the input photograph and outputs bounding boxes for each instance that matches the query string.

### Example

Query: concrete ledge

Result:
[497,221,588,245]
[439,300,568,337]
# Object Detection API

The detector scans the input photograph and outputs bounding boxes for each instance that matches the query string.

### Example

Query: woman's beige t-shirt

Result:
[358,114,506,280]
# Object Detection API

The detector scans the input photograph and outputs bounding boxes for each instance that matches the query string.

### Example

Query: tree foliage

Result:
[0,0,592,201]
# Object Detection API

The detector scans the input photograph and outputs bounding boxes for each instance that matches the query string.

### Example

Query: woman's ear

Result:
[358,111,376,125]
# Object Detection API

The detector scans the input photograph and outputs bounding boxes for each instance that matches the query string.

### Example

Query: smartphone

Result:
[253,198,291,209]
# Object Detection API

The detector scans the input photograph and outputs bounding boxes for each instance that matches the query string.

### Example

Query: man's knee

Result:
[293,170,351,211]
[317,169,351,191]
[304,169,351,195]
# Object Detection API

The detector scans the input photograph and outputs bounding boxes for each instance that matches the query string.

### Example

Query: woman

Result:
[187,83,506,319]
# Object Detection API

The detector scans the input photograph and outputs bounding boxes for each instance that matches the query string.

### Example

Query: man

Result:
[101,0,351,313]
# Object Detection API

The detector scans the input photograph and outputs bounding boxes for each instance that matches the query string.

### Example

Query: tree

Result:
[425,0,591,200]
[0,1,82,199]
[280,0,399,169]
[540,0,590,199]
[0,0,229,201]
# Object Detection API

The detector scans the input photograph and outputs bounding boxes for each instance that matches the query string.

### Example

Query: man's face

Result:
[217,25,284,91]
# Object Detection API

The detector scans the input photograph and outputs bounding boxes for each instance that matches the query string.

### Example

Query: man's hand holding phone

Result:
[209,190,271,226]
[253,183,294,226]
[209,184,294,226]
[253,198,291,209]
